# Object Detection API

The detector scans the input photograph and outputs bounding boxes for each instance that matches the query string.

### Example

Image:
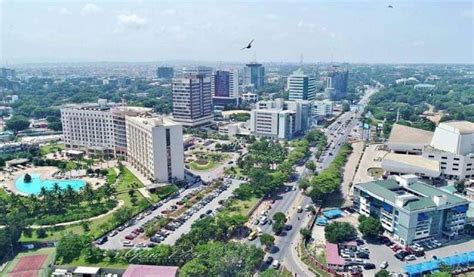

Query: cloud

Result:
[265,13,278,20]
[81,3,100,15]
[117,13,147,29]
[411,40,425,47]
[163,8,176,15]
[48,6,72,15]
[297,20,316,29]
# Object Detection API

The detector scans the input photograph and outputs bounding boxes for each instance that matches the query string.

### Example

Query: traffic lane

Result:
[99,184,203,249]
[161,179,242,245]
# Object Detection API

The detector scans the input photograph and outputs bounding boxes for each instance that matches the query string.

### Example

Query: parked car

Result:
[363,263,376,270]
[271,260,280,269]
[95,237,108,245]
[265,256,274,264]
[405,255,416,261]
[108,230,118,237]
[122,241,133,247]
[380,261,388,269]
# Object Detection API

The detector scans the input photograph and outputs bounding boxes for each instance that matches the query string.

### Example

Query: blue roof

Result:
[405,251,474,276]
[323,209,343,219]
[316,217,328,225]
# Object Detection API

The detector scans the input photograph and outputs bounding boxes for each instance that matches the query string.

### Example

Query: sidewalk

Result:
[341,141,365,206]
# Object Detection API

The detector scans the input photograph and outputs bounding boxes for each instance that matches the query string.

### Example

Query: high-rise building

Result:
[157,67,174,79]
[287,69,316,101]
[211,70,239,109]
[172,75,213,126]
[182,66,213,77]
[126,116,184,183]
[312,100,334,117]
[60,101,151,158]
[249,98,311,140]
[327,68,349,100]
[244,63,265,90]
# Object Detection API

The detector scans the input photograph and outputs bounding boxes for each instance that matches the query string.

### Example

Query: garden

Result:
[186,150,230,171]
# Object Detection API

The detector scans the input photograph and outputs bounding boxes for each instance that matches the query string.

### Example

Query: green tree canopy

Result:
[324,222,357,243]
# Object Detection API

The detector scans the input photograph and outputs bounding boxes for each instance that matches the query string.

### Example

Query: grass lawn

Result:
[3,247,56,276]
[107,168,118,184]
[189,160,216,171]
[225,196,259,217]
[20,167,149,243]
[148,184,179,203]
[40,143,64,156]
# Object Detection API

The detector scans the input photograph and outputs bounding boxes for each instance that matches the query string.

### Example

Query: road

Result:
[251,88,377,275]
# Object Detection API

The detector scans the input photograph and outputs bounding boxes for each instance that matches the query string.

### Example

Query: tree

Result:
[358,216,383,239]
[454,181,465,194]
[36,228,47,238]
[324,222,357,243]
[272,212,286,224]
[305,160,316,171]
[272,221,285,235]
[6,115,30,132]
[375,269,390,277]
[56,233,90,263]
[300,228,312,240]
[259,233,275,250]
[112,207,133,225]
[298,178,310,191]
[24,173,32,183]
[180,258,209,277]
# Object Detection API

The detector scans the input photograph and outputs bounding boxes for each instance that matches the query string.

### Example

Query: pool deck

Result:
[1,166,106,196]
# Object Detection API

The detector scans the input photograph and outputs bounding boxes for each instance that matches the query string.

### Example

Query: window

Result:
[428,155,435,158]
[453,163,459,166]
[453,168,458,171]
[454,158,460,161]
[441,156,447,160]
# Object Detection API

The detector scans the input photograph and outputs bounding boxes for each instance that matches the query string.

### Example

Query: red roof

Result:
[122,264,178,277]
[325,242,345,265]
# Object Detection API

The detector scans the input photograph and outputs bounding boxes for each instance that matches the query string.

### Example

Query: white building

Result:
[287,69,316,101]
[126,116,184,183]
[172,75,213,126]
[60,101,151,158]
[384,121,474,180]
[249,98,311,140]
[181,66,213,77]
[312,100,334,116]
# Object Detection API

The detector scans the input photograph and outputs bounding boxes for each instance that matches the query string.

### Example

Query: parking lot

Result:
[98,178,244,249]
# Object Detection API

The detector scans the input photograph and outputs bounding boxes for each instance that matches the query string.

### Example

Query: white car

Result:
[271,260,280,269]
[122,241,133,247]
[405,255,416,261]
[380,261,388,269]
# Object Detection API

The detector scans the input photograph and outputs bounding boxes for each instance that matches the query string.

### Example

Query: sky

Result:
[0,0,473,64]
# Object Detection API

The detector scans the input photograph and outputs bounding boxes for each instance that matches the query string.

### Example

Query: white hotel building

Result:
[126,116,184,183]
[61,101,151,158]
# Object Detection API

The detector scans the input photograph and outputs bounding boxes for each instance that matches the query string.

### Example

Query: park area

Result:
[186,150,230,171]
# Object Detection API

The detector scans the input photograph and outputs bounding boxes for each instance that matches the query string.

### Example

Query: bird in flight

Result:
[387,5,394,8]
[241,39,254,50]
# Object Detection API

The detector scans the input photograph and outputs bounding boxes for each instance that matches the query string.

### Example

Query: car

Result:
[297,206,303,213]
[363,263,376,270]
[122,241,133,247]
[355,239,365,245]
[136,242,146,248]
[266,256,274,264]
[405,255,416,261]
[108,230,118,237]
[247,230,257,241]
[356,252,369,259]
[432,240,442,247]
[285,224,292,231]
[206,209,213,215]
[252,219,260,225]
[380,261,388,269]
[118,225,125,231]
[125,234,136,240]
[271,260,280,269]
[95,237,108,245]
[199,214,207,219]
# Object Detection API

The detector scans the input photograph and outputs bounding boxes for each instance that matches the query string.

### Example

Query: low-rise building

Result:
[312,100,334,117]
[353,175,470,245]
[384,121,474,180]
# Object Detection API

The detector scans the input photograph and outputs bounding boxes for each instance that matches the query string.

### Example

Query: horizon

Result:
[1,0,473,65]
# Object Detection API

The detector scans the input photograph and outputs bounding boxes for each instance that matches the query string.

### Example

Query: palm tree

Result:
[65,185,77,206]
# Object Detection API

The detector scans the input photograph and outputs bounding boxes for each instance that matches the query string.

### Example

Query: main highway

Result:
[249,87,377,276]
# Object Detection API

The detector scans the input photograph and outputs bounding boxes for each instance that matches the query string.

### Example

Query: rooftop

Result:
[356,177,468,211]
[325,242,345,265]
[122,264,179,277]
[126,116,180,128]
[441,120,474,135]
[383,153,440,172]
[73,266,100,274]
[388,124,433,146]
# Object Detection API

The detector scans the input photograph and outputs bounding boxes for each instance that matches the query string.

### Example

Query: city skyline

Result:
[1,0,473,64]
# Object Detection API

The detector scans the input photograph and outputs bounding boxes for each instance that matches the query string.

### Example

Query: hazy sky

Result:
[1,0,473,64]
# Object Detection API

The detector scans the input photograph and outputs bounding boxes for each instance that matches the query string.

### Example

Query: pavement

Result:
[352,143,387,184]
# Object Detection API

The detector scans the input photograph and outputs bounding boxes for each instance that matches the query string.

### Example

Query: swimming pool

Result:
[15,173,86,195]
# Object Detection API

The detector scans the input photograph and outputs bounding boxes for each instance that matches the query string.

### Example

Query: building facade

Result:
[327,68,349,100]
[156,67,174,79]
[60,101,151,158]
[249,98,311,140]
[172,75,213,126]
[211,70,239,110]
[244,63,265,90]
[287,69,316,101]
[353,175,469,246]
[312,100,334,117]
[126,116,184,183]
[181,66,213,77]
[384,121,474,180]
